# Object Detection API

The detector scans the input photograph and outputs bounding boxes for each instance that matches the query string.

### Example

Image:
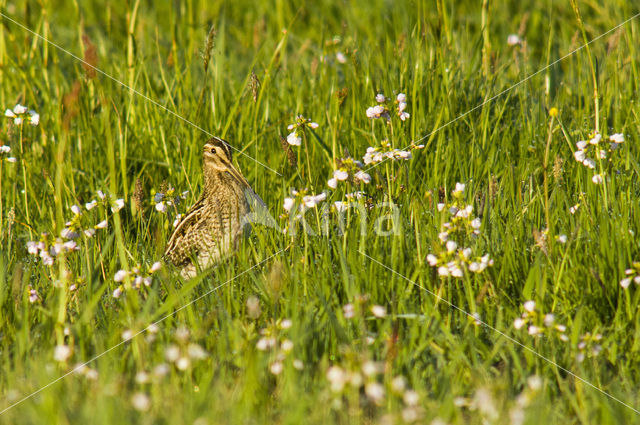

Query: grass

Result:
[1,0,640,423]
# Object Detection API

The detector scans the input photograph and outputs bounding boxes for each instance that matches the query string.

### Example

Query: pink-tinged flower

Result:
[114,270,129,282]
[150,262,162,273]
[354,170,371,184]
[333,170,349,181]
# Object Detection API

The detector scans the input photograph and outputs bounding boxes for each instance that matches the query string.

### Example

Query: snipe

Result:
[164,137,267,278]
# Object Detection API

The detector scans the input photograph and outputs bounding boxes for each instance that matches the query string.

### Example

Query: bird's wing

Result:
[242,187,279,230]
[163,199,207,267]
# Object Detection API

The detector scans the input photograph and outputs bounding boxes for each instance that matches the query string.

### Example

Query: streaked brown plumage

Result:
[164,137,266,278]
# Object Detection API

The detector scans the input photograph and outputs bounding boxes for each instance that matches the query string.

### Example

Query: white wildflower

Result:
[53,344,72,362]
[286,131,302,146]
[111,198,125,213]
[283,197,295,212]
[114,270,129,282]
[371,305,386,318]
[507,34,521,45]
[131,393,151,411]
[13,104,28,114]
[513,318,525,329]
[269,361,283,375]
[609,133,624,143]
[334,169,349,181]
[523,300,535,312]
[354,170,371,183]
[365,382,385,403]
[28,110,39,126]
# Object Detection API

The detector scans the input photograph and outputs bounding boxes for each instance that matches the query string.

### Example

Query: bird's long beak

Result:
[226,161,252,190]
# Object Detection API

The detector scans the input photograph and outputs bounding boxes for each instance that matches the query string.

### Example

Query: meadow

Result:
[1,0,640,423]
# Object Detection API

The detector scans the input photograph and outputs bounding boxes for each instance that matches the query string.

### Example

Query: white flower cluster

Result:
[112,261,162,298]
[327,156,371,189]
[26,190,121,265]
[4,104,39,126]
[620,261,640,289]
[366,93,410,121]
[426,183,493,278]
[283,188,326,217]
[255,319,302,375]
[286,115,319,146]
[163,326,208,371]
[61,196,113,239]
[454,377,542,425]
[154,186,188,213]
[91,190,125,213]
[0,145,17,163]
[575,332,603,362]
[362,139,423,165]
[26,233,79,266]
[512,300,568,340]
[572,131,625,184]
[27,285,41,303]
[326,360,422,419]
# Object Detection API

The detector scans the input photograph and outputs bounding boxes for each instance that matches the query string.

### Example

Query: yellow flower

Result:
[549,107,558,117]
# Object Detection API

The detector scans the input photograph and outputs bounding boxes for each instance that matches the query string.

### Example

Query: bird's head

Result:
[202,137,250,189]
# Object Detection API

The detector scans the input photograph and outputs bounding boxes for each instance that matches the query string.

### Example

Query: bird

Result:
[163,137,269,278]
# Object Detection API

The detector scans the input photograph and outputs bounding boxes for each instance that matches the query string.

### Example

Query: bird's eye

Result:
[210,148,216,154]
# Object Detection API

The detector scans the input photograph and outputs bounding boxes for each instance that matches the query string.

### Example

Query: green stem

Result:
[19,126,32,239]
[0,160,3,239]
[570,0,599,133]
[543,118,553,233]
